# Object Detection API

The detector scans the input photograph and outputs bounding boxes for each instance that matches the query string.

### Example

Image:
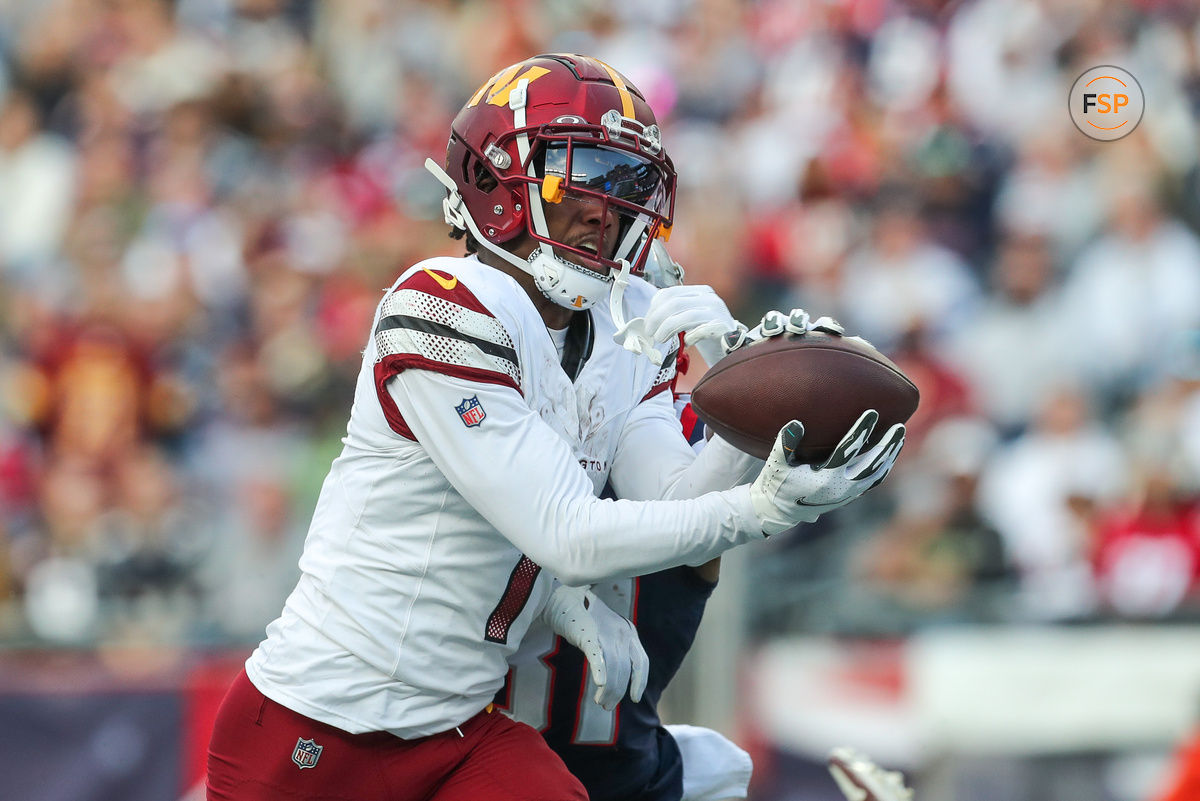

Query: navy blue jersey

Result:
[527,566,716,801]
[495,400,715,801]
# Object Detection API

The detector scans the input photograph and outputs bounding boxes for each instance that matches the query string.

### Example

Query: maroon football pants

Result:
[207,670,587,801]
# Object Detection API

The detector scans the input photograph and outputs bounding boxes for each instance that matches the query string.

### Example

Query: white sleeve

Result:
[387,370,763,586]
[609,390,763,502]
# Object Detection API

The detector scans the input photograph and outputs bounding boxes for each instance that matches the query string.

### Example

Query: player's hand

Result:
[749,410,905,534]
[723,308,849,356]
[541,585,649,711]
[643,283,740,365]
[828,747,914,801]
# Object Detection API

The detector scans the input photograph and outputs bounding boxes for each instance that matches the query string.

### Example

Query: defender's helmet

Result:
[433,53,676,310]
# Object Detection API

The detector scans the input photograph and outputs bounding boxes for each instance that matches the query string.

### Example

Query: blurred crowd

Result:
[1,0,1200,649]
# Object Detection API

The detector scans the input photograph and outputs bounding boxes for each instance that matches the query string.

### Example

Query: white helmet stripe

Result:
[510,78,553,247]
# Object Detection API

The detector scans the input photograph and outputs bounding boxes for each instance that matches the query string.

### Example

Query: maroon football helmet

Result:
[429,53,677,310]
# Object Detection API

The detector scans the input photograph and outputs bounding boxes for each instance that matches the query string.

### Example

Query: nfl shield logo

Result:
[456,396,486,427]
[292,737,323,769]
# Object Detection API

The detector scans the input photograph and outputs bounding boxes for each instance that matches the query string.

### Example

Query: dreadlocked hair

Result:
[447,226,479,254]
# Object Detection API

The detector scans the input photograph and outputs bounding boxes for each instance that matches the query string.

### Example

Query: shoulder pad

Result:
[375,267,521,391]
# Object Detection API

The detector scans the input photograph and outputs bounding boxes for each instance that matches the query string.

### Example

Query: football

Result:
[689,333,920,463]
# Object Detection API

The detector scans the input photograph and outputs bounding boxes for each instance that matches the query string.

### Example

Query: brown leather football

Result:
[689,333,920,463]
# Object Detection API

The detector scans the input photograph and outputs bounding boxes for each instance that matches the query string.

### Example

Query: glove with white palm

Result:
[541,584,649,711]
[619,239,859,368]
[636,284,741,367]
[750,410,906,534]
[614,241,741,366]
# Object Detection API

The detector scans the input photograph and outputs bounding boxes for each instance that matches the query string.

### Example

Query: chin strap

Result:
[608,258,664,366]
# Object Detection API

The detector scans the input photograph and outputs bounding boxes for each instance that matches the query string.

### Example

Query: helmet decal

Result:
[467,65,551,109]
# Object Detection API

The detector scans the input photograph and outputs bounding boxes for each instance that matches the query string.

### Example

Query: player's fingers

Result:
[784,308,810,335]
[721,325,750,354]
[767,420,806,469]
[628,624,649,704]
[809,315,845,335]
[849,423,905,481]
[592,674,616,710]
[852,430,906,490]
[682,320,735,347]
[641,291,690,330]
[649,309,711,343]
[821,410,879,470]
[642,286,692,328]
[782,420,806,467]
[759,310,787,338]
[596,650,630,711]
[582,638,607,700]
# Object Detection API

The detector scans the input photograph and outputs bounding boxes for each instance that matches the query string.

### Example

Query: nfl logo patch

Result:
[292,737,323,769]
[456,396,486,427]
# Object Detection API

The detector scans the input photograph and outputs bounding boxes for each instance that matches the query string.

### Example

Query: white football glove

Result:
[612,240,740,367]
[723,308,851,356]
[643,284,739,347]
[541,584,649,711]
[629,283,738,367]
[750,410,906,535]
[828,747,914,801]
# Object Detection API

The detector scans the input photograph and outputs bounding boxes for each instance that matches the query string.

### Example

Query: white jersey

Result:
[246,254,763,739]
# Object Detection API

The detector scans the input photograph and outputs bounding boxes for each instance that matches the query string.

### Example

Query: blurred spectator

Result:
[750,160,859,316]
[993,131,1104,259]
[1089,461,1200,619]
[21,321,175,465]
[0,88,76,280]
[946,0,1069,143]
[1178,334,1200,488]
[888,323,975,448]
[851,417,1014,626]
[978,385,1128,620]
[0,521,16,635]
[839,190,981,351]
[93,446,203,629]
[20,455,105,642]
[197,465,304,642]
[1059,178,1200,403]
[1090,341,1200,619]
[946,233,1074,435]
[1121,333,1200,498]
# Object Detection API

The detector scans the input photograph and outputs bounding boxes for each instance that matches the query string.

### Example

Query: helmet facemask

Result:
[512,137,670,309]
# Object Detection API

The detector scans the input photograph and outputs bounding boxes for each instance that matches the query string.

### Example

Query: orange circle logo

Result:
[1069,66,1144,142]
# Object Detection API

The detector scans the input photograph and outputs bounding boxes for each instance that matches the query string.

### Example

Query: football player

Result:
[206,53,905,801]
